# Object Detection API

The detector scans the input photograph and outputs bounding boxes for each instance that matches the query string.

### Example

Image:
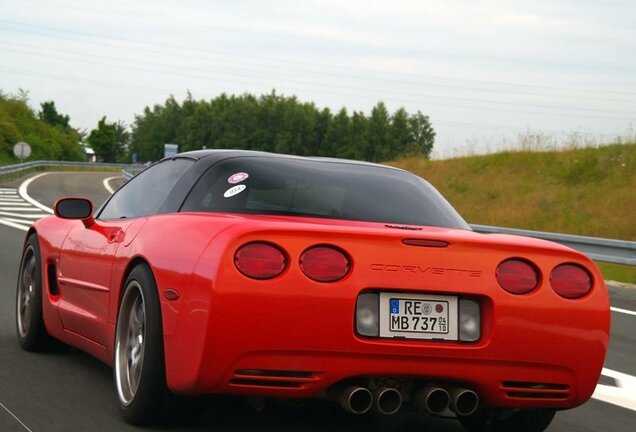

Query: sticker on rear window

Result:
[228,172,249,184]
[223,184,246,198]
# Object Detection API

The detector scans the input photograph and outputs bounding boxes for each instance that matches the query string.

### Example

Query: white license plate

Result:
[379,293,458,340]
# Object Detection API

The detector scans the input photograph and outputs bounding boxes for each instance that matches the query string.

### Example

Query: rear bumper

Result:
[162,284,608,409]
[158,229,610,410]
[218,350,580,409]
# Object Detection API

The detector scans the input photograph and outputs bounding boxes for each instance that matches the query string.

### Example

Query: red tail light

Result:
[234,242,287,280]
[550,263,592,299]
[496,259,540,294]
[300,245,351,283]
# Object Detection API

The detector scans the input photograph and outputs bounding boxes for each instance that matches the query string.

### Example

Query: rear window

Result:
[181,157,470,229]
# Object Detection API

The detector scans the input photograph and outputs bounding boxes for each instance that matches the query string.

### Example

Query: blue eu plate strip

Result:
[390,299,399,314]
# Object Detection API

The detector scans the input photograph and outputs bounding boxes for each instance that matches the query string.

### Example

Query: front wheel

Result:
[16,234,50,350]
[114,263,168,425]
[458,408,556,432]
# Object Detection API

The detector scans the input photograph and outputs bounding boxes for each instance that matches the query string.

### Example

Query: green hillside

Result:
[0,93,84,164]
[389,143,636,283]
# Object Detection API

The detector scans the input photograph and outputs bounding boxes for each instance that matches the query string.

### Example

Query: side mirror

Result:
[54,198,94,227]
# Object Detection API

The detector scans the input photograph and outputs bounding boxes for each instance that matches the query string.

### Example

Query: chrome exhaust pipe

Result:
[449,387,479,416]
[337,386,373,414]
[374,387,402,415]
[413,386,451,415]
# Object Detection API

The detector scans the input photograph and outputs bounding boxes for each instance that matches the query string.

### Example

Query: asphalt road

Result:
[0,172,634,431]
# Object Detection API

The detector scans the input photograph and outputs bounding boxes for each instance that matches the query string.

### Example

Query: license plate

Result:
[379,293,458,340]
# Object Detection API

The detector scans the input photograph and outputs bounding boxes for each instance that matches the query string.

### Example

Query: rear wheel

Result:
[114,264,168,425]
[16,234,50,350]
[459,408,556,432]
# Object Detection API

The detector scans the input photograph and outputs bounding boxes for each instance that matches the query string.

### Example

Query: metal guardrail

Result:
[121,165,146,179]
[472,224,636,266]
[0,160,144,176]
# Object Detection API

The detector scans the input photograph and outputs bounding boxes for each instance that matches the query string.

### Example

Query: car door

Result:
[56,158,194,346]
[57,219,132,346]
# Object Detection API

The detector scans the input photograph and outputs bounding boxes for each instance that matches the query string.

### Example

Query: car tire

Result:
[458,408,556,432]
[16,234,50,351]
[114,263,169,425]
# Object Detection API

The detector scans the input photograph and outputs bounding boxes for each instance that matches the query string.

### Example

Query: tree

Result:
[368,102,390,161]
[388,107,410,159]
[324,107,350,157]
[128,91,435,163]
[408,111,435,158]
[39,101,70,129]
[88,117,129,162]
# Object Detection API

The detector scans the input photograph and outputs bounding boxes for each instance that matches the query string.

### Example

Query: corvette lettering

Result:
[370,263,481,278]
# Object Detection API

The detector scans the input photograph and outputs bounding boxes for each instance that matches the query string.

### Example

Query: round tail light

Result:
[234,242,287,280]
[300,245,351,283]
[496,259,540,294]
[550,263,592,299]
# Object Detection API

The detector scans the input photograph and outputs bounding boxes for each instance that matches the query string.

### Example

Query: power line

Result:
[2,16,635,74]
[2,64,634,129]
[2,39,634,107]
[1,46,634,122]
[1,19,635,99]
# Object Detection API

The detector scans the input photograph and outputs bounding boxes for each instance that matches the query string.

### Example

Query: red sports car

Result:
[16,150,610,431]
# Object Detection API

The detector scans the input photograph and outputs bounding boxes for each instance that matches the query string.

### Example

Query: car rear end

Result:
[168,218,610,416]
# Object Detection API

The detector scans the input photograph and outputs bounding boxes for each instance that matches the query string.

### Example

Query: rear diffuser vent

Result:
[230,369,317,389]
[235,369,314,378]
[501,381,569,400]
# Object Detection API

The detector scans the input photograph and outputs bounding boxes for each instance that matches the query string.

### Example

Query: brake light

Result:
[402,239,449,248]
[234,242,287,280]
[496,259,540,294]
[550,263,592,299]
[300,245,351,282]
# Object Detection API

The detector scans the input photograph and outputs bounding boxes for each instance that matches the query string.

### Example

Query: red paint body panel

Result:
[31,211,610,410]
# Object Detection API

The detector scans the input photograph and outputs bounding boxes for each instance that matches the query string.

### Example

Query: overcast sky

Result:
[1,0,635,158]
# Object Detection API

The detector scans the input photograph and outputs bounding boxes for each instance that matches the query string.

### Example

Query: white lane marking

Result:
[2,217,38,225]
[0,187,51,230]
[0,211,48,219]
[593,368,636,411]
[18,172,54,214]
[611,306,636,317]
[0,401,34,432]
[0,219,29,231]
[103,176,120,194]
[0,207,44,211]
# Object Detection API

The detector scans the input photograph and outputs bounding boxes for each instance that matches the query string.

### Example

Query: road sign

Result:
[13,142,32,161]
[164,144,178,158]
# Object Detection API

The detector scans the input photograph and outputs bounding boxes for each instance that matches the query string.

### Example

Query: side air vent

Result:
[47,264,59,295]
[229,369,318,389]
[501,381,569,400]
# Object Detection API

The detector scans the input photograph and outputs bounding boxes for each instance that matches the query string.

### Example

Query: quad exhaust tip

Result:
[338,386,373,415]
[450,387,479,416]
[334,383,477,417]
[414,386,451,415]
[374,387,403,415]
